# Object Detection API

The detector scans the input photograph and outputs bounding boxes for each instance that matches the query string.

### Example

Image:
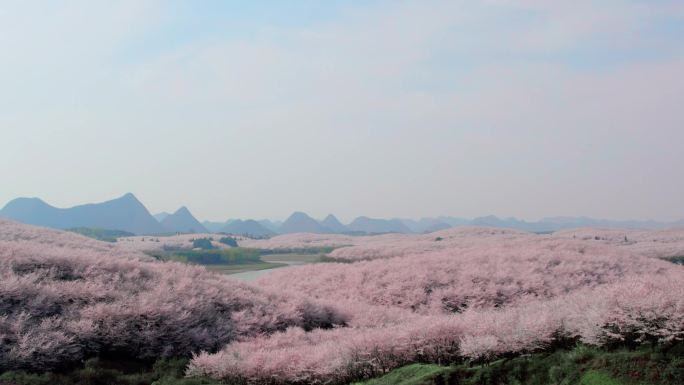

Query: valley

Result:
[2,216,684,384]
[2,2,682,383]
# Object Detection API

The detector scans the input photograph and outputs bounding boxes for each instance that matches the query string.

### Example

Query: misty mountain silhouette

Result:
[3,194,682,236]
[320,214,348,233]
[258,219,282,233]
[221,219,275,237]
[160,206,208,233]
[0,193,164,235]
[153,212,171,222]
[280,212,330,234]
[401,218,452,233]
[202,220,226,233]
[347,216,412,234]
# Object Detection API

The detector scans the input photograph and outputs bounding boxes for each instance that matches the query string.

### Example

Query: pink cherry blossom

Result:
[0,219,344,371]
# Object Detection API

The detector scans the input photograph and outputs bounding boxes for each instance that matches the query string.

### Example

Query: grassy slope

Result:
[145,248,262,265]
[145,249,325,277]
[351,364,455,385]
[2,345,682,385]
[353,344,684,385]
[580,370,625,385]
[0,358,221,385]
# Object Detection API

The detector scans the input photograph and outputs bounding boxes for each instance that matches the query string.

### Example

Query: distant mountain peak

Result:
[0,194,164,235]
[321,214,348,233]
[289,211,311,219]
[5,197,50,206]
[119,192,139,202]
[161,206,207,234]
[258,219,281,233]
[221,219,275,237]
[281,211,329,234]
[348,216,412,234]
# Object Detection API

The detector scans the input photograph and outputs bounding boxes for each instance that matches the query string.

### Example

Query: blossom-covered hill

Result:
[239,226,684,261]
[191,226,684,384]
[0,219,344,371]
[552,227,684,259]
[256,238,674,315]
[3,219,683,383]
[0,218,136,258]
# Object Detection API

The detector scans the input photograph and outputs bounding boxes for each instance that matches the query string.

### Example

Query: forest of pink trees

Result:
[241,226,684,262]
[1,219,683,384]
[188,227,684,383]
[0,219,344,371]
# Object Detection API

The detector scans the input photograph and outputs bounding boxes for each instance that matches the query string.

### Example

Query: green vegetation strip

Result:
[146,248,262,265]
[353,344,684,385]
[580,370,625,385]
[0,357,221,385]
[351,364,455,385]
[2,344,683,385]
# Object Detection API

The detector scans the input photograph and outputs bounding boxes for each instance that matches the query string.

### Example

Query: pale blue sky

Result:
[1,1,683,222]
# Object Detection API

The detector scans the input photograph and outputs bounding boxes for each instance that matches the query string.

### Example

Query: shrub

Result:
[0,357,223,385]
[218,237,238,247]
[157,248,263,265]
[191,238,215,250]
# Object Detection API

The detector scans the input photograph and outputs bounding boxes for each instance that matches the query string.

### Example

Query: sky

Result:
[1,1,683,223]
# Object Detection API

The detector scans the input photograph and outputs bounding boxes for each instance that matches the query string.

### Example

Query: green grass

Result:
[353,344,684,385]
[146,249,325,277]
[0,357,222,385]
[146,247,262,265]
[580,370,625,385]
[351,364,454,385]
[147,246,340,276]
[2,345,683,385]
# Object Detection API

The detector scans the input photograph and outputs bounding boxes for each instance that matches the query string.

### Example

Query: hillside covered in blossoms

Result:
[1,219,683,384]
[3,0,683,384]
[188,227,684,383]
[0,219,344,372]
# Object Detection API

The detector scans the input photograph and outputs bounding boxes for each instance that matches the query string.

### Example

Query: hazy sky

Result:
[1,1,683,222]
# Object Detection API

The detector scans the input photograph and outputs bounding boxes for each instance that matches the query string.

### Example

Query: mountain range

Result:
[280,212,331,234]
[2,193,683,236]
[347,216,412,234]
[321,214,347,233]
[221,219,275,237]
[0,193,164,235]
